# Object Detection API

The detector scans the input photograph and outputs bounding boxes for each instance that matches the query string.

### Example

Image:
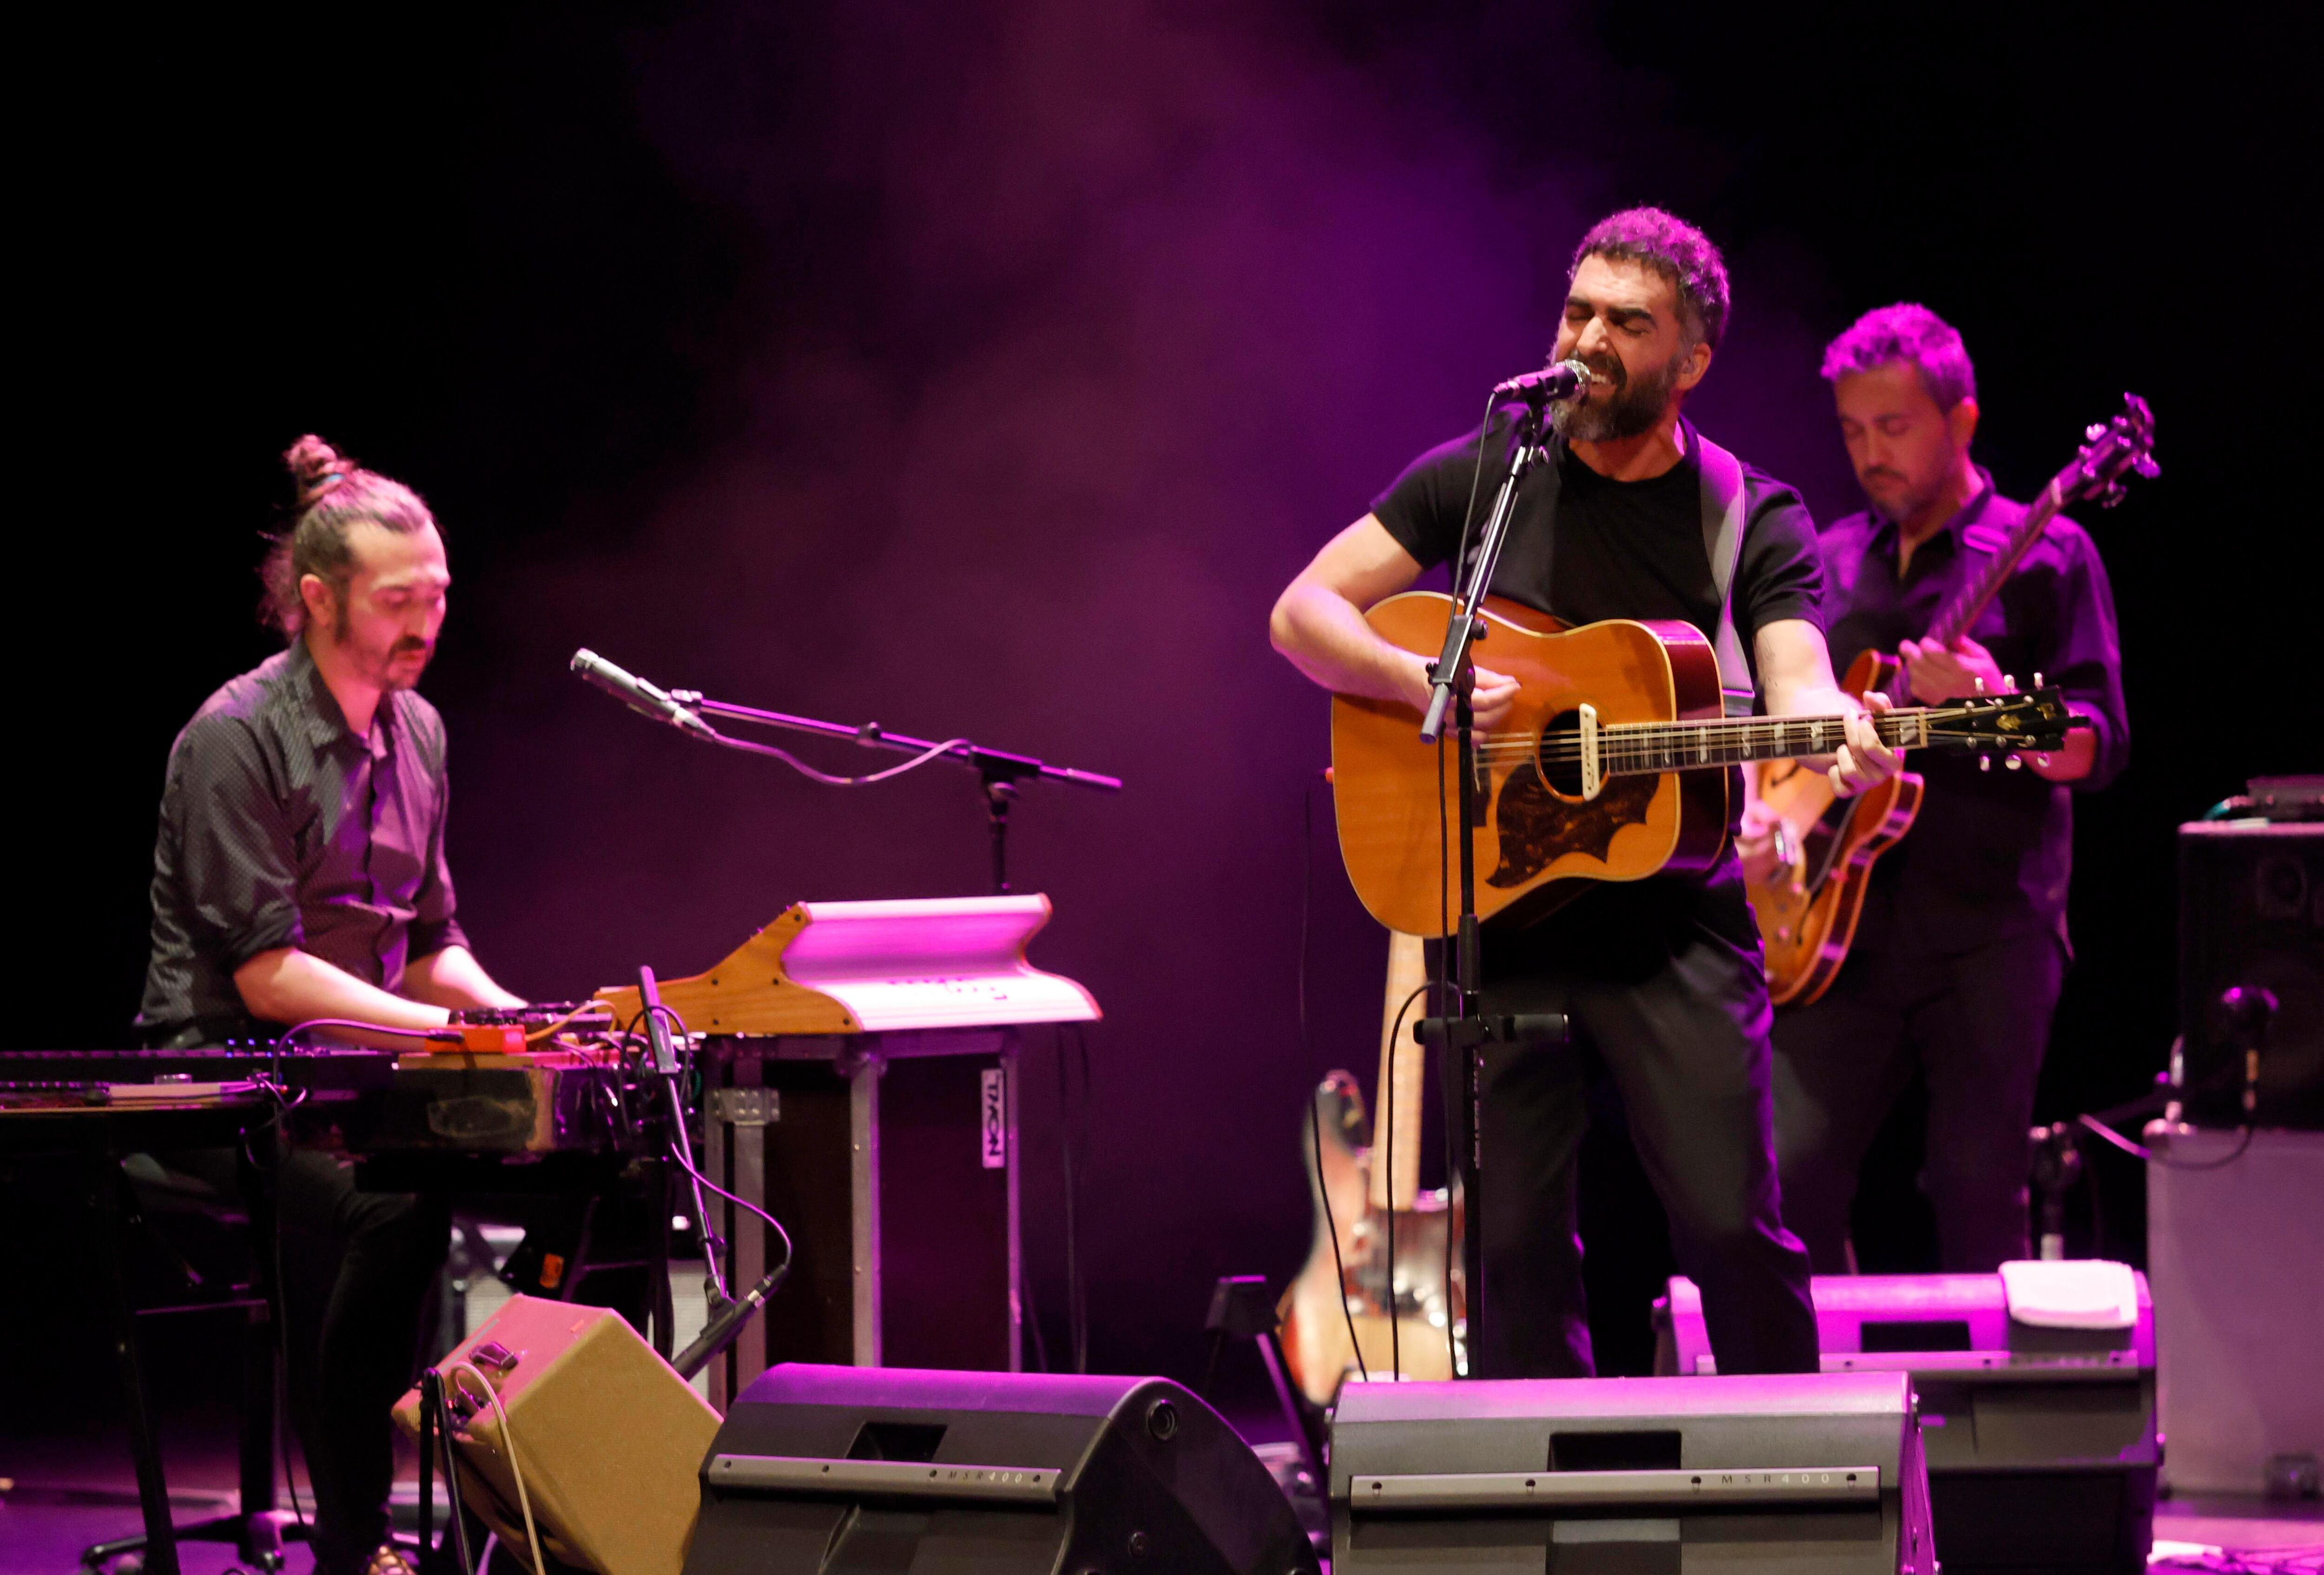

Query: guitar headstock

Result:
[1917,685,2075,754]
[2063,393,2159,509]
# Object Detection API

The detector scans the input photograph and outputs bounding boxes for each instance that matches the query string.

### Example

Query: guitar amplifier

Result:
[2179,820,2324,1127]
[683,1363,1319,1575]
[1329,1371,1933,1573]
[392,1293,724,1575]
[1658,1269,2156,1574]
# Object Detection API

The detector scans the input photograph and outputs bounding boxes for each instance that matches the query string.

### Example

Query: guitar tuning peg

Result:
[2005,754,2024,770]
[2085,423,2106,440]
[2002,674,2017,692]
[2036,753,2052,768]
[2033,672,2045,689]
[2134,455,2160,479]
[1980,755,1993,772]
[2098,483,2128,509]
[1974,675,1987,694]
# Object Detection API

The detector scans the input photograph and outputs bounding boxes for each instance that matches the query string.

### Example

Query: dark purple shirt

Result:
[137,639,468,1043]
[1817,471,2128,953]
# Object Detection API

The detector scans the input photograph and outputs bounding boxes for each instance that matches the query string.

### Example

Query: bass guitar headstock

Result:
[1916,685,2075,755]
[2064,392,2159,510]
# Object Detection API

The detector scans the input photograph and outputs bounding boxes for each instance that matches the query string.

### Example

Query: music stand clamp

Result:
[1412,399,1572,1374]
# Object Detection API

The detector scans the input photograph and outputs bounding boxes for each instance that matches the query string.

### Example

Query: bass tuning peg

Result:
[2134,455,2160,479]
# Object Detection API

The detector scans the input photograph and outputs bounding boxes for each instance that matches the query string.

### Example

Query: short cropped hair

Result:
[260,435,438,636]
[1572,207,1731,351]
[1820,303,1977,411]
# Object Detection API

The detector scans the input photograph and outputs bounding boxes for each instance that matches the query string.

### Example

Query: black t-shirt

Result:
[1368,415,1826,980]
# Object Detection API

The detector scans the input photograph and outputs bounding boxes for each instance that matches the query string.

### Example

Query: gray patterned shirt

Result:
[136,638,467,1044]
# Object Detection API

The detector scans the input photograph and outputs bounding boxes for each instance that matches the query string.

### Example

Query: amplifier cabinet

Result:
[1329,1371,1932,1574]
[2147,1124,2324,1495]
[1659,1273,2156,1574]
[696,1030,1022,1408]
[683,1362,1320,1575]
[2179,820,2324,1127]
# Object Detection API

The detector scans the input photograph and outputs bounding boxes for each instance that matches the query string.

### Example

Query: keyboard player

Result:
[134,435,523,1575]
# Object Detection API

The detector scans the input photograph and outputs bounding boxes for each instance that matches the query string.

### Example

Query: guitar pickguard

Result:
[1487,764,1659,888]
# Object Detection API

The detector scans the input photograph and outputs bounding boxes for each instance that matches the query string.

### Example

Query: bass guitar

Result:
[1279,929,1463,1403]
[1330,598,2070,937]
[1750,394,2157,1004]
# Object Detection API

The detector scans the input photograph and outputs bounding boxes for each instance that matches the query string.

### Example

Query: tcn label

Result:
[980,1067,1007,1169]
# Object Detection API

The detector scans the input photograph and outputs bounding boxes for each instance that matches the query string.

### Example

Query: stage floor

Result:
[6,1424,2320,1574]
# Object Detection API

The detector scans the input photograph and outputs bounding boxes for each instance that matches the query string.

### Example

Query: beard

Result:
[1861,465,1950,526]
[330,605,436,692]
[1551,347,1687,443]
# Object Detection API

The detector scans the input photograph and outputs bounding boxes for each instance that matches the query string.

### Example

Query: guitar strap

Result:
[1690,426,1758,718]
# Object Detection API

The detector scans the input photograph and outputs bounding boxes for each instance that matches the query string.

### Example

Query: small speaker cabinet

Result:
[2178,820,2324,1127]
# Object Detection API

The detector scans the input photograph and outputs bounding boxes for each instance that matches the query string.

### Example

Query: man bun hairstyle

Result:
[260,435,437,636]
[1572,206,1731,352]
[1820,303,1978,412]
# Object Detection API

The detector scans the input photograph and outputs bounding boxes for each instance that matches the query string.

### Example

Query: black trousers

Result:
[275,1149,451,1575]
[1770,889,2064,1275]
[1462,916,1818,1378]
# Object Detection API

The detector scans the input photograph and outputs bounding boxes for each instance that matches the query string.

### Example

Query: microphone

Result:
[672,1264,790,1380]
[1493,358,1594,403]
[571,649,714,738]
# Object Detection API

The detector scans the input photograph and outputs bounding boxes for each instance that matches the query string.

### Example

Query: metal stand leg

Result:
[88,1144,180,1575]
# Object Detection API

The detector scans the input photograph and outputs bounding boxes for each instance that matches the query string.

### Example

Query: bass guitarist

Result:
[1270,207,1902,1379]
[1749,304,2129,1274]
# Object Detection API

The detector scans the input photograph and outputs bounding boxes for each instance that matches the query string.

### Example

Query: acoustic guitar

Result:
[1330,598,2070,937]
[1279,929,1464,1404]
[1750,394,2156,1004]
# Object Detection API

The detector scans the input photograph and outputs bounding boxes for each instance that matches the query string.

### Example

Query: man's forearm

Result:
[1269,584,1428,708]
[404,945,526,1011]
[234,947,451,1031]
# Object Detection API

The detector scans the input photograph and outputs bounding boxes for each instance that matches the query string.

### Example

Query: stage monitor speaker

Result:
[2179,821,2324,1127]
[1329,1371,1932,1573]
[684,1363,1320,1575]
[1660,1271,2156,1575]
[393,1293,724,1575]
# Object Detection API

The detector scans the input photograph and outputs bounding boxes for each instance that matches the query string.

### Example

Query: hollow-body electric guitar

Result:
[1749,394,2157,1005]
[1279,929,1462,1404]
[1329,597,2071,938]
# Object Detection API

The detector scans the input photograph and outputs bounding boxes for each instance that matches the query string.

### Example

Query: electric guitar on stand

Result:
[1748,394,2157,1004]
[1280,930,1464,1404]
[1329,602,2073,937]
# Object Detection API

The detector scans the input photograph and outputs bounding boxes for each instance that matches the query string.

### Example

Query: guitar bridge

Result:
[1578,704,1601,801]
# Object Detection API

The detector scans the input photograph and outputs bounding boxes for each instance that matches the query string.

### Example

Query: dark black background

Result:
[13,0,2301,1402]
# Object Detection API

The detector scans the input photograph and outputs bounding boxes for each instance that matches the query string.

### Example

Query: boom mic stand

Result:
[1413,396,1571,1376]
[570,648,1123,895]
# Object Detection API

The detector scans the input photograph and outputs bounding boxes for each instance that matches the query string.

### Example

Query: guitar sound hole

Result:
[1538,710,1585,798]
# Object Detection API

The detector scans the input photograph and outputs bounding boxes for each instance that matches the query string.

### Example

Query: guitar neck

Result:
[1599,710,1931,777]
[1368,930,1430,1215]
[1925,469,2073,646]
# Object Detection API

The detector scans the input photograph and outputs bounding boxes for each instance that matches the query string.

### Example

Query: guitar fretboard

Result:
[1598,711,1931,776]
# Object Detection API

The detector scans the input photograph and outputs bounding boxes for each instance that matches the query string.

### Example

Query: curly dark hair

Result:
[259,436,437,636]
[1571,206,1731,352]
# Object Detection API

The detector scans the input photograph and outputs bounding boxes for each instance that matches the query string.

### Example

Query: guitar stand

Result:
[1198,1276,1328,1540]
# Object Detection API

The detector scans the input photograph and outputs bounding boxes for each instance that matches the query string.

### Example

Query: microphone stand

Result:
[665,689,1124,895]
[1413,396,1571,1377]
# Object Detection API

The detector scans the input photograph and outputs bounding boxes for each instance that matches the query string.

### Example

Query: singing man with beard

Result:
[137,436,521,1575]
[1270,208,1901,1377]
